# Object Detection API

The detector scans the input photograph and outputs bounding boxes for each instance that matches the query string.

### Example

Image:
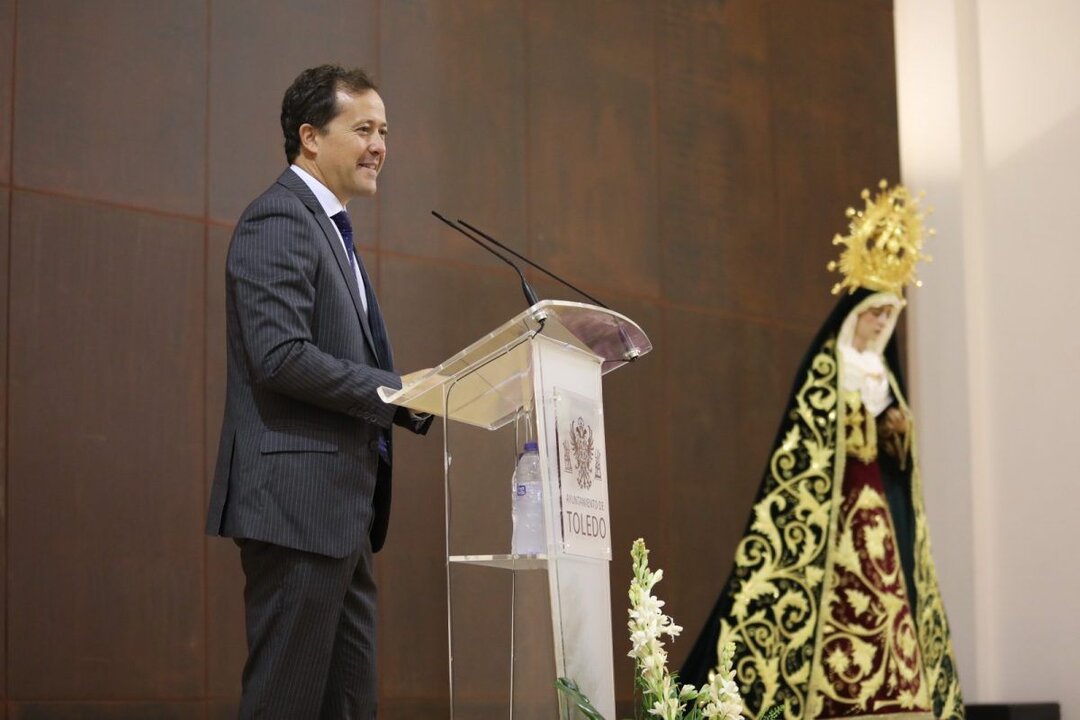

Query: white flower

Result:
[625,539,746,720]
[698,643,745,720]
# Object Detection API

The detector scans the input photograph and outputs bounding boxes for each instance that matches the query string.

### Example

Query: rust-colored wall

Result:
[0,0,899,717]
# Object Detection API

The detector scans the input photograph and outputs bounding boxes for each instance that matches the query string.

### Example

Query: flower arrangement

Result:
[558,538,750,720]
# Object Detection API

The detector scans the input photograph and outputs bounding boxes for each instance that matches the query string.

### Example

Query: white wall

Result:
[896,1,1080,716]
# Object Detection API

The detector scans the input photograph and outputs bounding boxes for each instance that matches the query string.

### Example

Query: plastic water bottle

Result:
[511,442,545,555]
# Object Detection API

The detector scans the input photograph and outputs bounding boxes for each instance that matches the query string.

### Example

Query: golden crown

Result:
[827,180,933,296]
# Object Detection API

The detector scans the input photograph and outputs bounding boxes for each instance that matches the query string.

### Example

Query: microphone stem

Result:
[431,211,541,310]
[457,219,608,309]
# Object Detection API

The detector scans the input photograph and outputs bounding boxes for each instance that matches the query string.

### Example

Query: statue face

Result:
[853,304,895,351]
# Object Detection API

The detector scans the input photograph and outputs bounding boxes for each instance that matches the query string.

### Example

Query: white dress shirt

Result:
[289,164,368,313]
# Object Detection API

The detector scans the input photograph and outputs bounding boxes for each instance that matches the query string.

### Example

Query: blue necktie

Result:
[331,210,394,464]
[330,210,359,275]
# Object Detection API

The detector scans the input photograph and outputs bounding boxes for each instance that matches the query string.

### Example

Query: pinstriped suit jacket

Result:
[206,169,428,558]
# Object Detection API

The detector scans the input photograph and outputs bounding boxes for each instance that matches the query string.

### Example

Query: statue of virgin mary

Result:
[680,183,963,720]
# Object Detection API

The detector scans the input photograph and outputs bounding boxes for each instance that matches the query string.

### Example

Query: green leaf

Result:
[760,703,785,720]
[556,677,608,720]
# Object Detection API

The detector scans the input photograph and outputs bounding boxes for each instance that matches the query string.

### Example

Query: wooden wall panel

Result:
[203,226,245,702]
[655,0,784,318]
[379,0,528,264]
[9,702,202,719]
[206,700,239,720]
[7,193,205,699]
[765,0,902,327]
[12,1,205,215]
[207,0,378,227]
[3,0,902,714]
[527,0,660,300]
[0,0,13,185]
[380,254,534,373]
[0,190,8,709]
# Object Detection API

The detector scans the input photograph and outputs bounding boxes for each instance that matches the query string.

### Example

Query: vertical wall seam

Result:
[374,0,382,292]
[201,0,212,714]
[5,0,19,708]
[521,0,531,267]
[650,0,673,567]
[372,1,384,699]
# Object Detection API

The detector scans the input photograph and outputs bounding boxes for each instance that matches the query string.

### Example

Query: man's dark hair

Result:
[281,65,378,164]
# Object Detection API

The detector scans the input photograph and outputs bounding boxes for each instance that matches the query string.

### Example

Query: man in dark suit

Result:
[205,65,431,719]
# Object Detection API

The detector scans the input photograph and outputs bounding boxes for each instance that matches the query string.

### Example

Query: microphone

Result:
[430,211,541,309]
[456,219,608,309]
[458,219,643,362]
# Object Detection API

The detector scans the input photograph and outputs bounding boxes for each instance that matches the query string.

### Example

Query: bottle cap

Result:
[523,441,539,452]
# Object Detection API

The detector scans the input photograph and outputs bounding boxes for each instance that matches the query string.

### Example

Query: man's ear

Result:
[298,123,320,157]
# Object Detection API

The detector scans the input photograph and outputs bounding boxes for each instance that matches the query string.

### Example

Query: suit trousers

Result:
[237,538,378,719]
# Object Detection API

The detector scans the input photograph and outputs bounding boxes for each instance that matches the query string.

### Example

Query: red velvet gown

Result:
[810,392,931,718]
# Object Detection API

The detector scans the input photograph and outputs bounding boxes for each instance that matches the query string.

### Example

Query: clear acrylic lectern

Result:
[380,300,652,719]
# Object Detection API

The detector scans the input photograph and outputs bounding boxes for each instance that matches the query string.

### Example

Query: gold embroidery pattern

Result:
[716,340,839,720]
[711,341,964,720]
[842,391,878,464]
[808,477,930,715]
[894,391,965,720]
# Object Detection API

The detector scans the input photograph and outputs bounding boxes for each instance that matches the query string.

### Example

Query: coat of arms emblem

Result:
[562,417,602,490]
